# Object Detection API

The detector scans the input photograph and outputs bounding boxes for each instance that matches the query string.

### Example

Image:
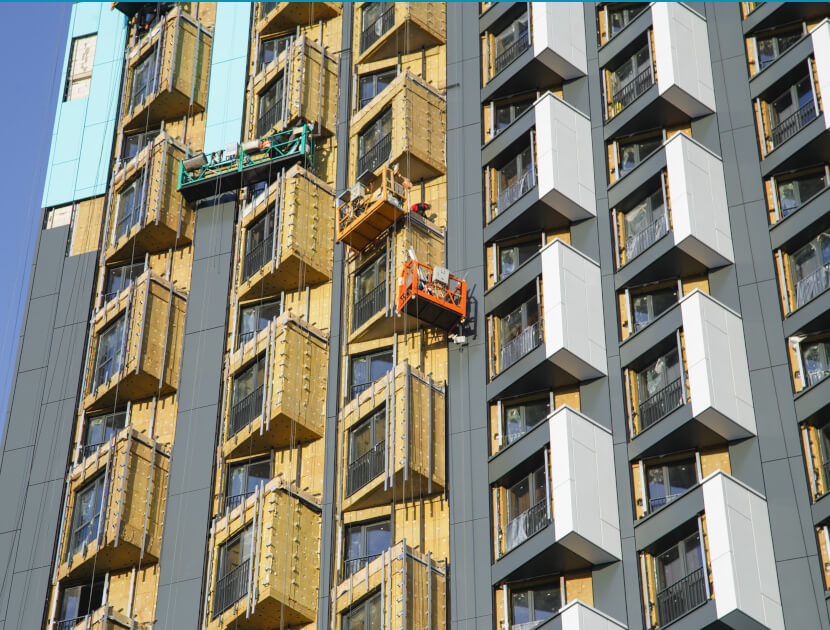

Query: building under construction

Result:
[3,2,830,630]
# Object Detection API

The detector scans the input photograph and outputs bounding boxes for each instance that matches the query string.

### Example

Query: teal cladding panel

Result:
[41,4,126,208]
[203,2,251,153]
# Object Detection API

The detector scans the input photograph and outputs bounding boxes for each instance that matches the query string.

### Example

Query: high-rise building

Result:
[1,2,830,629]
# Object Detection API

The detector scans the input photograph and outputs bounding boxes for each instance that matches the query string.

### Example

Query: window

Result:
[608,43,652,113]
[229,356,266,435]
[347,407,386,496]
[621,185,667,261]
[350,349,393,399]
[64,35,96,101]
[344,519,391,577]
[756,26,803,71]
[503,396,550,445]
[358,67,396,110]
[342,591,382,630]
[635,348,683,430]
[129,47,158,110]
[92,315,126,390]
[226,457,271,511]
[817,423,830,492]
[510,581,561,629]
[81,410,128,460]
[213,527,253,617]
[121,128,158,162]
[776,169,828,217]
[630,284,678,332]
[361,2,393,52]
[102,261,144,303]
[45,205,73,229]
[499,295,541,371]
[357,108,392,174]
[238,298,281,347]
[55,579,105,629]
[114,173,145,242]
[768,74,816,146]
[67,475,106,559]
[258,34,293,72]
[498,238,541,282]
[645,456,697,512]
[801,339,830,388]
[492,97,534,137]
[352,254,387,332]
[616,132,661,178]
[607,4,644,39]
[504,465,549,551]
[493,12,530,76]
[242,210,277,281]
[257,77,284,137]
[495,144,535,213]
[790,233,830,308]
[653,531,707,626]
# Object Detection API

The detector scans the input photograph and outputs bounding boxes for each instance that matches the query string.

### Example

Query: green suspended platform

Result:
[177,123,314,201]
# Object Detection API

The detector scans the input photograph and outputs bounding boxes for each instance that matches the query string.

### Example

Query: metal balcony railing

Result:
[769,100,818,148]
[638,377,684,431]
[361,4,394,52]
[655,567,707,626]
[496,167,535,216]
[806,368,830,388]
[626,214,668,261]
[80,442,107,460]
[499,320,542,372]
[795,263,830,308]
[493,28,530,76]
[229,385,265,436]
[610,66,654,115]
[648,492,686,512]
[237,330,256,348]
[242,233,274,282]
[224,493,251,512]
[352,283,386,332]
[257,99,282,138]
[343,552,385,578]
[212,559,250,618]
[357,133,392,176]
[350,382,373,400]
[503,498,550,553]
[346,440,386,496]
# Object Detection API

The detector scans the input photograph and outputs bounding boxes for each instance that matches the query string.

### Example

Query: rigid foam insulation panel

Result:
[206,477,322,628]
[121,6,212,131]
[83,270,187,410]
[56,428,169,581]
[106,133,193,263]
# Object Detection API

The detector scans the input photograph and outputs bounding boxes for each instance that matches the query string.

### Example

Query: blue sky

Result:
[0,3,71,433]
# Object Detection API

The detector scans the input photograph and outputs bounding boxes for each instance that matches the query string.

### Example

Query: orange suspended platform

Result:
[336,168,408,251]
[397,260,467,331]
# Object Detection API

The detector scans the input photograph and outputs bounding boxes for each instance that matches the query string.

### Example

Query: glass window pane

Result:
[647,465,667,504]
[365,521,391,556]
[369,351,393,382]
[532,585,560,620]
[511,591,531,625]
[656,545,682,588]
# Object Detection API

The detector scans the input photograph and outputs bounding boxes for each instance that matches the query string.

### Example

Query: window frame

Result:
[343,518,392,578]
[67,474,107,559]
[644,454,698,513]
[92,315,126,390]
[509,578,563,627]
[102,261,145,304]
[128,45,158,110]
[64,34,97,102]
[257,75,285,137]
[342,590,382,630]
[258,33,294,73]
[629,282,679,333]
[349,348,394,399]
[114,173,146,242]
[501,394,551,445]
[225,456,272,510]
[231,354,267,406]
[237,298,282,348]
[348,406,386,466]
[358,67,397,110]
[81,410,128,459]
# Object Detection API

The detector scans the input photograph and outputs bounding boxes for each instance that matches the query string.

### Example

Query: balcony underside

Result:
[237,254,330,301]
[348,307,422,344]
[222,411,323,459]
[59,538,157,582]
[482,54,561,103]
[614,235,713,290]
[106,221,188,264]
[342,468,444,512]
[384,149,443,186]
[214,595,312,629]
[487,345,580,401]
[760,114,828,178]
[85,371,174,413]
[603,85,694,141]
[258,2,340,36]
[628,403,729,460]
[122,90,202,134]
[358,20,444,65]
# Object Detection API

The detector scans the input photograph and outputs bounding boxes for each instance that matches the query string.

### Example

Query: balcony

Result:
[484,93,595,242]
[601,4,715,134]
[105,134,193,263]
[612,133,733,285]
[340,363,445,511]
[356,3,446,65]
[637,472,784,630]
[222,313,327,459]
[120,7,211,131]
[490,407,620,584]
[334,541,446,629]
[234,165,334,301]
[348,214,444,342]
[349,71,445,183]
[249,35,338,137]
[82,271,186,411]
[487,240,606,398]
[206,477,321,629]
[53,605,135,630]
[337,167,408,252]
[482,4,586,102]
[55,428,168,581]
[624,291,756,451]
[256,2,340,36]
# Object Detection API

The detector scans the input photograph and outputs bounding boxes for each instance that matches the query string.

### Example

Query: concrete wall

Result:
[42,4,126,207]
